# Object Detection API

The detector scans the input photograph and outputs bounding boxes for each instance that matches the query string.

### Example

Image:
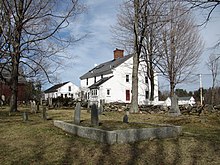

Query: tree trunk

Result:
[130,52,139,113]
[170,81,175,97]
[130,0,139,113]
[211,86,215,105]
[10,61,19,112]
[9,0,23,112]
[149,61,154,101]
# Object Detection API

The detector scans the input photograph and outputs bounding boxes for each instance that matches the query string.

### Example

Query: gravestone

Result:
[48,97,52,107]
[36,102,40,113]
[23,112,28,121]
[123,115,128,123]
[30,100,33,113]
[87,100,90,109]
[99,100,105,114]
[32,100,36,113]
[74,102,81,125]
[87,100,91,113]
[99,104,103,115]
[123,111,129,123]
[1,95,5,106]
[42,106,47,120]
[91,104,99,126]
[168,94,181,116]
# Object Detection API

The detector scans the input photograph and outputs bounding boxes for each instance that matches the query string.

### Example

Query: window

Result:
[145,91,149,100]
[65,94,67,98]
[68,86,71,91]
[145,76,148,84]
[86,78,88,85]
[61,94,63,98]
[91,89,97,96]
[126,90,130,101]
[94,76,96,83]
[126,75,129,82]
[107,89,110,95]
[101,74,103,79]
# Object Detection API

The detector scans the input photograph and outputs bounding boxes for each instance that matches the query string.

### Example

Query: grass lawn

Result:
[0,106,220,165]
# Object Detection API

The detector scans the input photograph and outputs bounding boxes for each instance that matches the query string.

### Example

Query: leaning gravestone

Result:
[168,94,181,116]
[91,104,99,126]
[74,102,81,125]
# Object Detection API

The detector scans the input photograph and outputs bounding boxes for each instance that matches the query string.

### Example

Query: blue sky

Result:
[46,0,220,92]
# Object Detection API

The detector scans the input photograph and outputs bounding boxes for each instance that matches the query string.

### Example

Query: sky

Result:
[45,0,220,92]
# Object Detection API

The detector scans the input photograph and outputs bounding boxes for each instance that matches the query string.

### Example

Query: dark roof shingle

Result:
[44,82,69,93]
[89,76,113,89]
[80,54,133,80]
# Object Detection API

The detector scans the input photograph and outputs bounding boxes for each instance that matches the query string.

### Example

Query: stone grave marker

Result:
[74,102,81,125]
[36,102,40,113]
[91,104,99,126]
[99,104,103,115]
[123,111,129,123]
[123,115,128,123]
[48,97,52,107]
[30,100,33,113]
[33,100,36,113]
[169,94,181,116]
[23,112,28,121]
[42,106,47,120]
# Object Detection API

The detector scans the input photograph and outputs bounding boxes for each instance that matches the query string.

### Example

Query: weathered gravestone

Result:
[91,104,99,126]
[36,102,40,113]
[123,111,129,123]
[123,115,128,123]
[99,100,105,114]
[48,97,52,107]
[42,106,47,120]
[168,94,181,116]
[74,102,81,125]
[23,112,28,121]
[30,100,37,113]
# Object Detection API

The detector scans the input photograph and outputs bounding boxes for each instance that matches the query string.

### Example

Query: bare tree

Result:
[185,0,220,24]
[184,0,220,47]
[207,53,220,105]
[112,0,168,112]
[159,1,203,97]
[0,0,85,112]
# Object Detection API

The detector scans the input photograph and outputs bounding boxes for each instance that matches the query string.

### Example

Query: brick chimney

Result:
[114,48,124,59]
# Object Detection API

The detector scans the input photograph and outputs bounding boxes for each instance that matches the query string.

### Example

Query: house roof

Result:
[44,81,69,93]
[89,76,113,89]
[80,54,133,80]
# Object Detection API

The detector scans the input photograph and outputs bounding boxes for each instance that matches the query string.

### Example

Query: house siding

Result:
[80,55,159,105]
[44,82,80,100]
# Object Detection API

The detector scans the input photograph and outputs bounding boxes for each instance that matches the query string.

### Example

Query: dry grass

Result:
[0,106,220,165]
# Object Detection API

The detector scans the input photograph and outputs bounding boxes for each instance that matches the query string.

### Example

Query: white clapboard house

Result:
[80,49,159,105]
[44,81,80,100]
